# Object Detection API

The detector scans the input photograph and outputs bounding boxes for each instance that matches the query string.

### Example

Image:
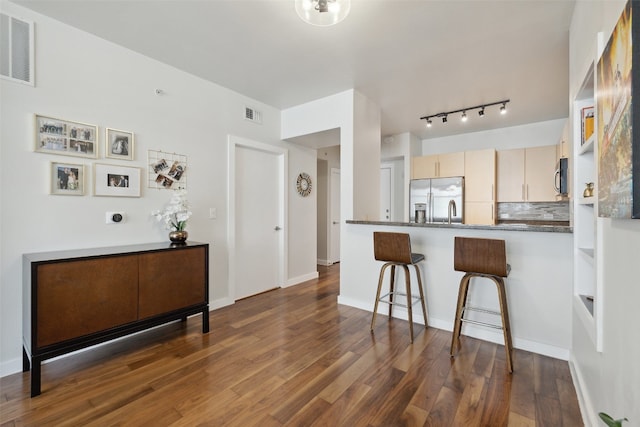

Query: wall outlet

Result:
[106,211,126,224]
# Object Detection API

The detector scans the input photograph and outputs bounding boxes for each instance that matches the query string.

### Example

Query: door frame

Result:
[328,167,340,265]
[228,135,288,300]
[380,162,395,222]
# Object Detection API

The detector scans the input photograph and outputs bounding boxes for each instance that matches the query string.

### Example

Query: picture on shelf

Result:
[581,106,594,145]
[50,161,84,196]
[35,114,98,159]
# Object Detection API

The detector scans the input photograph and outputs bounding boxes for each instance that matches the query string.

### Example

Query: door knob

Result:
[332,221,339,225]
[274,226,282,231]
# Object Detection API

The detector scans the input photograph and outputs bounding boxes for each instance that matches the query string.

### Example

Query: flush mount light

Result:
[295,0,351,26]
[420,99,509,128]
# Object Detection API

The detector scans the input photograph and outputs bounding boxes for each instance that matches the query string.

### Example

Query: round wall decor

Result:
[296,172,312,197]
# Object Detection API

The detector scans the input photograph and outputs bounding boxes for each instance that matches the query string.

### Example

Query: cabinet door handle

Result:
[274,226,282,231]
[491,184,494,201]
[522,184,525,201]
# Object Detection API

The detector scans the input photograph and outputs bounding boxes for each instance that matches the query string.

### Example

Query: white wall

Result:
[569,1,640,425]
[420,118,567,154]
[0,1,317,375]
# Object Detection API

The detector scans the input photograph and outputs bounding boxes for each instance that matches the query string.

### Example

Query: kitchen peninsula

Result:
[339,220,573,360]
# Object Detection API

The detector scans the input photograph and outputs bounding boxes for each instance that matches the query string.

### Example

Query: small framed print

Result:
[93,163,141,197]
[105,128,134,160]
[50,161,85,196]
[35,114,98,158]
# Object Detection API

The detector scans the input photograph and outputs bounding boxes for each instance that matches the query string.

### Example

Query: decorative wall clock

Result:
[296,172,312,197]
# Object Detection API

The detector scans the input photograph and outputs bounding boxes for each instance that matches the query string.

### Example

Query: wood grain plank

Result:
[0,264,582,427]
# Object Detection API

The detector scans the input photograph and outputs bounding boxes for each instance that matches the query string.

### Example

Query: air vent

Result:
[244,106,263,124]
[0,12,35,86]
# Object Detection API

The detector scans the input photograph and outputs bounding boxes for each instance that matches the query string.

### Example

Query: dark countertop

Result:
[346,220,572,233]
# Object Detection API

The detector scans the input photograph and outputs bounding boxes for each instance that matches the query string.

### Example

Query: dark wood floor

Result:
[0,264,583,426]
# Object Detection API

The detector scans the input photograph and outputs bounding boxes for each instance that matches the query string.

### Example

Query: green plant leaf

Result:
[598,412,628,427]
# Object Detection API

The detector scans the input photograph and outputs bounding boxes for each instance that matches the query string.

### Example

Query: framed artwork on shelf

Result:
[50,161,85,196]
[93,163,141,197]
[34,114,98,159]
[596,0,640,218]
[105,128,134,160]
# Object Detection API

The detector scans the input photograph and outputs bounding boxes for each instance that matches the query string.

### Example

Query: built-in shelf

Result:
[580,294,595,315]
[578,197,595,205]
[578,247,595,258]
[579,133,595,154]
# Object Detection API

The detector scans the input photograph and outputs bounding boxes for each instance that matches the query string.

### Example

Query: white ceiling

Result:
[14,0,575,143]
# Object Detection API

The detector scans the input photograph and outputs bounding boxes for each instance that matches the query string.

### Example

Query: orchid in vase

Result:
[152,189,192,233]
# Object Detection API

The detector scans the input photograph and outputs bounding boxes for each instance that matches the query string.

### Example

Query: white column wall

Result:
[569,1,640,425]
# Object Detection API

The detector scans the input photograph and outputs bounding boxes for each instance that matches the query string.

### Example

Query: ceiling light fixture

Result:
[420,99,510,128]
[295,0,351,26]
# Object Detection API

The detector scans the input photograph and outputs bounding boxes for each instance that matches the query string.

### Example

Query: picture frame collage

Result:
[36,114,141,197]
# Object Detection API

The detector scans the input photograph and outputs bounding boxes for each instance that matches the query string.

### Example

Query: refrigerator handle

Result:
[428,192,433,223]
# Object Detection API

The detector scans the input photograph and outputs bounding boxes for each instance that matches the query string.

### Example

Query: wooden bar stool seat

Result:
[450,236,514,372]
[370,232,428,343]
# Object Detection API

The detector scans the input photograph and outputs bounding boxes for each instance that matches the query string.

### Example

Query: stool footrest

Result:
[463,306,501,317]
[378,291,422,308]
[459,318,504,330]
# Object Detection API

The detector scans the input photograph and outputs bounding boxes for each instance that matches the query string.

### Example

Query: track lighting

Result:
[420,99,509,128]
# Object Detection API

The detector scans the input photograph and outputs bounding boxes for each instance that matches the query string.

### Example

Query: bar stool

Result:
[370,232,428,343]
[450,236,514,372]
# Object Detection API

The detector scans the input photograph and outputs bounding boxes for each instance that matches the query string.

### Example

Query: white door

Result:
[380,164,392,221]
[329,168,340,264]
[234,143,284,300]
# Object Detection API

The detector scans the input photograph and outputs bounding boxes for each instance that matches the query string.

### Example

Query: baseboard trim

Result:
[1,357,22,377]
[284,271,319,288]
[337,295,569,360]
[209,297,234,311]
[569,354,597,427]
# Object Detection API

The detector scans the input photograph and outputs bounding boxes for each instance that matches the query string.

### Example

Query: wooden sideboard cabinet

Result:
[22,242,209,397]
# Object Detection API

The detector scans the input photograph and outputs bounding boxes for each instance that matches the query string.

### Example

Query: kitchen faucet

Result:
[448,199,457,224]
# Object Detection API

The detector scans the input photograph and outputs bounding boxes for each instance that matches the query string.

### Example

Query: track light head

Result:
[425,118,432,128]
[442,115,447,123]
[478,108,485,117]
[500,103,507,114]
[461,111,467,122]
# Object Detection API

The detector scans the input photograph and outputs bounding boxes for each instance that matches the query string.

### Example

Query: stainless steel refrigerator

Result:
[409,177,464,223]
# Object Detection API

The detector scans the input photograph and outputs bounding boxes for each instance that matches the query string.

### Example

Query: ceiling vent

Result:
[0,12,35,86]
[244,106,263,124]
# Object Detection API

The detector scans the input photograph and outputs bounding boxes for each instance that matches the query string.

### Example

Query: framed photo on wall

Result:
[93,163,141,197]
[105,128,134,160]
[35,114,98,159]
[50,161,85,196]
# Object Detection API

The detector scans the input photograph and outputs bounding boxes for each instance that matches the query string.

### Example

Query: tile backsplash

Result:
[497,201,570,221]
